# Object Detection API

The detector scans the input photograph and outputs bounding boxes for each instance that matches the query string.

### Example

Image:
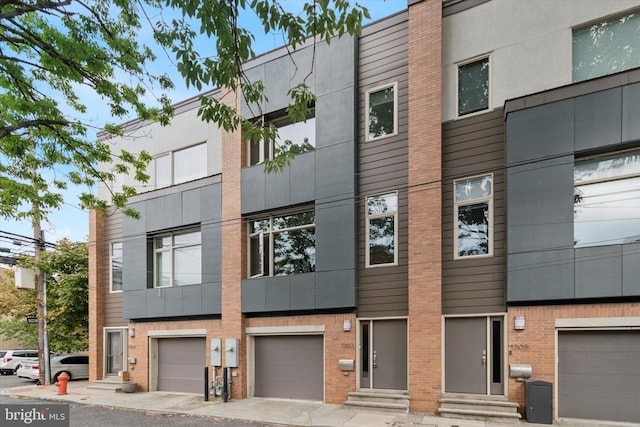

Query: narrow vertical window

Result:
[458,57,489,116]
[110,242,123,292]
[366,192,398,267]
[366,83,398,141]
[454,175,493,258]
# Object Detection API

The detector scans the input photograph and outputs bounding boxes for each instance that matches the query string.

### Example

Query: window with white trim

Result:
[366,192,398,267]
[573,10,640,83]
[110,242,123,292]
[248,210,316,277]
[454,175,493,258]
[457,56,489,117]
[155,142,207,188]
[247,110,316,167]
[366,83,397,141]
[153,229,201,287]
[574,149,640,247]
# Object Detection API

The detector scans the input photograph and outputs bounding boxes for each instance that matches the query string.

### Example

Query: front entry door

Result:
[445,316,504,395]
[106,330,123,376]
[360,319,407,390]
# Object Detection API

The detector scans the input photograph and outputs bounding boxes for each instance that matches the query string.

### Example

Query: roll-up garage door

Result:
[157,337,205,393]
[254,335,323,400]
[558,330,640,423]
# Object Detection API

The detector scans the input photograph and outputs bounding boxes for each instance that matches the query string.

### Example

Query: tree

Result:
[0,239,88,353]
[0,0,368,223]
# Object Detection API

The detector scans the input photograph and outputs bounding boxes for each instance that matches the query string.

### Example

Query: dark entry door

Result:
[445,317,487,394]
[360,319,407,390]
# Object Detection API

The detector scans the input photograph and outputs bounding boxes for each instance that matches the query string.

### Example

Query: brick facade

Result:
[88,209,105,383]
[407,0,443,413]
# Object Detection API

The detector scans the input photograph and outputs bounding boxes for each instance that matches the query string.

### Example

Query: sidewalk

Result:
[0,381,625,427]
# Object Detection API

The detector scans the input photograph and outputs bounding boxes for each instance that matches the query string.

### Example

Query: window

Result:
[366,83,397,141]
[155,143,207,188]
[247,112,316,166]
[366,192,398,267]
[153,229,201,287]
[574,150,640,247]
[454,175,492,258]
[573,10,640,83]
[458,57,489,116]
[110,242,123,292]
[248,210,315,277]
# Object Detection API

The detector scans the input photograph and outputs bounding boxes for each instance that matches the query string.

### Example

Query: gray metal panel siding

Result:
[357,13,409,318]
[103,208,127,327]
[575,246,623,298]
[240,35,357,314]
[507,250,575,301]
[575,88,622,152]
[623,243,640,296]
[122,182,222,319]
[622,82,640,143]
[442,109,506,314]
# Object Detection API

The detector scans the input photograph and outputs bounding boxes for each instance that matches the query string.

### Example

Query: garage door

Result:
[157,337,205,393]
[558,331,640,423]
[255,335,323,400]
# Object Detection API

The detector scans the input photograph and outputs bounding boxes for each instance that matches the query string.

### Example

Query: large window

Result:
[574,150,640,247]
[366,192,398,267]
[248,210,315,277]
[153,229,201,287]
[573,10,640,83]
[458,56,489,117]
[247,112,316,166]
[155,143,207,188]
[454,175,492,258]
[110,242,123,292]
[366,83,397,141]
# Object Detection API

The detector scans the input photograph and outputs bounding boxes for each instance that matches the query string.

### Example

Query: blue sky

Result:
[0,0,406,248]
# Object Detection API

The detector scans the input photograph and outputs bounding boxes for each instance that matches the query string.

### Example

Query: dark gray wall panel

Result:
[202,282,221,313]
[264,276,290,311]
[264,167,290,210]
[122,290,146,319]
[316,270,356,308]
[242,66,265,118]
[201,184,221,221]
[146,291,164,317]
[315,140,355,202]
[182,285,203,315]
[122,237,147,291]
[575,88,622,152]
[507,250,574,301]
[623,243,640,296]
[264,55,291,112]
[575,246,623,298]
[315,201,356,271]
[507,157,574,253]
[315,35,355,96]
[622,83,640,143]
[241,166,266,214]
[289,153,315,204]
[163,286,184,317]
[288,46,316,92]
[123,202,146,236]
[201,223,221,285]
[316,88,355,149]
[290,273,315,310]
[242,279,266,312]
[506,99,574,164]
[182,188,201,225]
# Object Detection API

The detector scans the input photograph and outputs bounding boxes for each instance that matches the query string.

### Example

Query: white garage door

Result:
[558,331,640,423]
[254,335,323,400]
[157,337,205,393]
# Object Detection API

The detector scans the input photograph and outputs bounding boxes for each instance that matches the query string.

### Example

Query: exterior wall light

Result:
[514,316,526,330]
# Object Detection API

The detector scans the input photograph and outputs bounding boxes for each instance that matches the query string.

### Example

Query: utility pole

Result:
[34,223,50,385]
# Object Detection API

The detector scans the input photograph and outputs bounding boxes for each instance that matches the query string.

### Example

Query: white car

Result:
[0,350,38,375]
[17,354,89,382]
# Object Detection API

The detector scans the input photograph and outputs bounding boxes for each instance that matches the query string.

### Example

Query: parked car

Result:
[17,354,89,382]
[0,350,38,375]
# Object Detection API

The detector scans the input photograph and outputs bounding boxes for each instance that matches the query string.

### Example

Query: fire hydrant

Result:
[55,372,69,395]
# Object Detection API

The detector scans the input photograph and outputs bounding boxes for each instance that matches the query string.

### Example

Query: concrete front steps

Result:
[344,389,410,413]
[87,377,134,392]
[438,393,521,422]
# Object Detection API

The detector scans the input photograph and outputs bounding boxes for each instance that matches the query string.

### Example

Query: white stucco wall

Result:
[442,0,640,122]
[97,93,222,199]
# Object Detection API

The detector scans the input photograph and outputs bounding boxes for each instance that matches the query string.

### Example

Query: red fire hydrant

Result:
[55,372,69,395]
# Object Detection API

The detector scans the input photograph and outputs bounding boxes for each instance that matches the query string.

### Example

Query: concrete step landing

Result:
[345,389,410,413]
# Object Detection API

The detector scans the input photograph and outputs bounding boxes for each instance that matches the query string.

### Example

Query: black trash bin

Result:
[525,380,552,424]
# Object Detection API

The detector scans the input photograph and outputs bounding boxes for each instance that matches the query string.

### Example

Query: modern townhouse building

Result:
[441,0,640,423]
[89,0,640,424]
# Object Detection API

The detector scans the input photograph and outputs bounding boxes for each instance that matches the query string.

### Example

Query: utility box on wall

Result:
[211,338,221,367]
[225,338,239,368]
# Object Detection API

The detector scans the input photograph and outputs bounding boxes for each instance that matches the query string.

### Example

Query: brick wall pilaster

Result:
[88,209,105,383]
[407,0,443,413]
